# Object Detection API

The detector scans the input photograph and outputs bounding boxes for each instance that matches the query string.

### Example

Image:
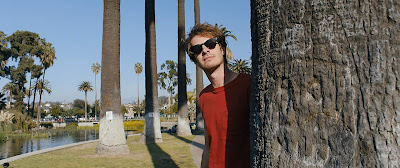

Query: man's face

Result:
[190,36,225,71]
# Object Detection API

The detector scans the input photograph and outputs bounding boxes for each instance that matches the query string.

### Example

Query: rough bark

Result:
[194,0,205,131]
[177,0,192,136]
[143,0,162,143]
[250,0,400,167]
[96,0,130,154]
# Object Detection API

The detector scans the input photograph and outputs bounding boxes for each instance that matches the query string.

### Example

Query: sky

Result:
[0,0,251,105]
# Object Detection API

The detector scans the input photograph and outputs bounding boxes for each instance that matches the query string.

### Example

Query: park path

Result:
[191,135,205,168]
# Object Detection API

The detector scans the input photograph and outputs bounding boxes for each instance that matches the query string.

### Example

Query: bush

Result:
[0,132,6,141]
[124,120,144,133]
[10,109,36,131]
[65,123,78,129]
[40,122,54,129]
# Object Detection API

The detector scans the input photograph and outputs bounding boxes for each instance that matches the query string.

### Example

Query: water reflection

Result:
[0,129,99,160]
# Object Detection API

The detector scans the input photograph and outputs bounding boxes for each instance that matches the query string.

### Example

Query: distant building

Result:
[60,103,73,110]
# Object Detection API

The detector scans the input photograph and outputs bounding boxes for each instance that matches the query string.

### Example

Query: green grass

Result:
[10,133,198,168]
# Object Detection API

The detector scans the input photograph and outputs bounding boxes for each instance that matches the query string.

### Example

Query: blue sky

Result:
[0,0,251,104]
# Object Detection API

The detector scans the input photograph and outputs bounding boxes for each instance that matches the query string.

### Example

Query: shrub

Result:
[10,109,36,131]
[65,123,78,129]
[124,120,144,133]
[0,132,6,141]
[40,122,54,129]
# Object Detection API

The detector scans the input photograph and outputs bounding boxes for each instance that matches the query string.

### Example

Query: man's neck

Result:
[205,63,239,88]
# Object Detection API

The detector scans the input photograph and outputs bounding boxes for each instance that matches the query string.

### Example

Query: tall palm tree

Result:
[144,0,162,143]
[35,79,51,124]
[78,81,93,120]
[28,65,42,116]
[134,62,142,118]
[215,24,237,60]
[177,0,191,136]
[96,0,129,154]
[2,82,15,105]
[37,39,56,118]
[194,0,204,131]
[91,62,101,120]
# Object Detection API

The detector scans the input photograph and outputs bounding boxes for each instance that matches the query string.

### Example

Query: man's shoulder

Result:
[239,73,251,81]
[236,73,251,86]
[199,84,213,96]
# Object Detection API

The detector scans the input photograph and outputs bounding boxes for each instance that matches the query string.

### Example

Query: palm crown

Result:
[91,62,101,75]
[78,81,93,93]
[135,62,143,74]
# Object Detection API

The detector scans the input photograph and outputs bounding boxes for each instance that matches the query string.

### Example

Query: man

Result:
[185,23,251,168]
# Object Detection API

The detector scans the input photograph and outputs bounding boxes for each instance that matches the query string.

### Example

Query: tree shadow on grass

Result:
[167,133,204,150]
[146,142,179,168]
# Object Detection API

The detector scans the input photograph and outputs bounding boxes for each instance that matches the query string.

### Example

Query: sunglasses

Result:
[190,38,219,56]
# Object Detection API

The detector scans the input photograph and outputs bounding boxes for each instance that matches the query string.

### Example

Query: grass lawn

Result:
[10,133,198,168]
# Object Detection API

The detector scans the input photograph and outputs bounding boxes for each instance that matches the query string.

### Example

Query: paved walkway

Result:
[191,135,205,168]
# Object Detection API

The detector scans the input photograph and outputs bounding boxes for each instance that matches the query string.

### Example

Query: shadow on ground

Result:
[168,132,204,150]
[146,142,179,168]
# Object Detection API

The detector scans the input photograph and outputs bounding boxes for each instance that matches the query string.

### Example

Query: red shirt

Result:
[199,73,251,168]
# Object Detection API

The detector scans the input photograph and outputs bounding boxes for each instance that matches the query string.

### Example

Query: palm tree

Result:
[215,24,237,60]
[36,39,56,118]
[134,62,142,118]
[194,0,204,131]
[177,0,191,136]
[228,59,251,74]
[96,0,129,154]
[91,62,101,120]
[28,65,42,116]
[78,81,93,120]
[2,82,15,106]
[144,0,162,143]
[35,79,51,124]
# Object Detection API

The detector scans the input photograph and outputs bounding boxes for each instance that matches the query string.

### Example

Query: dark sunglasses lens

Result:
[190,45,202,55]
[190,38,218,56]
[204,39,217,49]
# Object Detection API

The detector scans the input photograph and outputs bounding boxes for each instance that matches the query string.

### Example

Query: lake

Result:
[0,129,99,160]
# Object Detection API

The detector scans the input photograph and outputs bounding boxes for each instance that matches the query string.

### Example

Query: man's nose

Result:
[201,45,209,55]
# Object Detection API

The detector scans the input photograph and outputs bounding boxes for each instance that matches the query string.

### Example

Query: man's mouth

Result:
[203,56,214,61]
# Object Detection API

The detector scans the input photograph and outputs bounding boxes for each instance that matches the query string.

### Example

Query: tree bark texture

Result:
[96,0,130,154]
[177,0,192,136]
[250,0,400,167]
[144,0,162,143]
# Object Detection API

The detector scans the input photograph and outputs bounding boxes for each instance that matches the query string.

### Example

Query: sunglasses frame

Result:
[189,38,219,56]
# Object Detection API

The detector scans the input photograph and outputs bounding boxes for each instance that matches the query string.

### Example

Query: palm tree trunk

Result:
[32,77,39,117]
[194,0,204,131]
[177,0,191,136]
[27,77,32,115]
[96,0,129,155]
[143,0,162,143]
[85,92,87,120]
[137,74,140,119]
[94,74,97,120]
[250,0,400,167]
[37,69,47,124]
